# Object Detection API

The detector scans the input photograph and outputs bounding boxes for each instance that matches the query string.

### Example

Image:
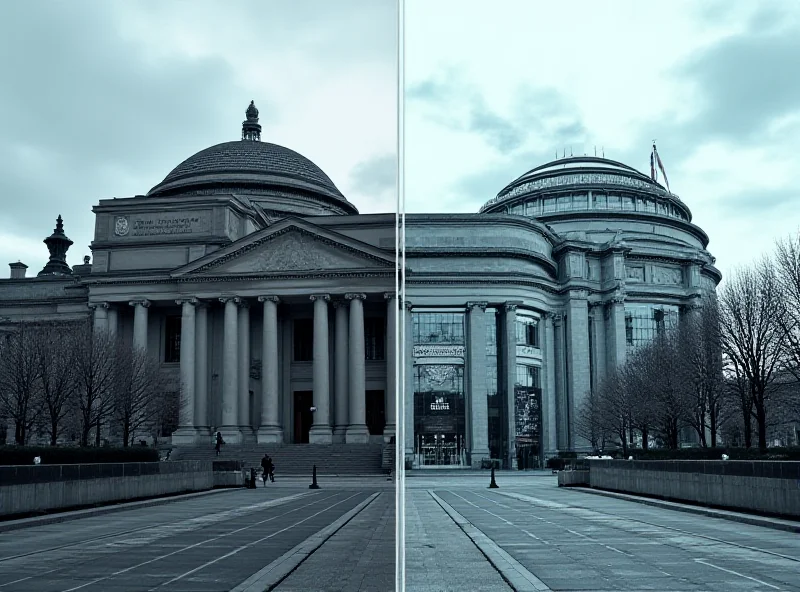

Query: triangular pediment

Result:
[172,218,395,277]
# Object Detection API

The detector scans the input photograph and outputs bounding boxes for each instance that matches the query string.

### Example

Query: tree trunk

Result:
[50,420,59,446]
[743,412,752,448]
[641,426,649,450]
[756,403,767,452]
[15,422,24,445]
[95,418,101,447]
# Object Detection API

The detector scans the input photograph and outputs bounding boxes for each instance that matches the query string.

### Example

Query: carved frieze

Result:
[652,265,683,285]
[625,265,645,282]
[413,344,466,358]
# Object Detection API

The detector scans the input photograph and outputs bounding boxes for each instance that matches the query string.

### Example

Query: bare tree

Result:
[718,262,786,451]
[109,341,167,446]
[34,322,79,445]
[0,323,43,445]
[678,301,725,446]
[72,321,116,446]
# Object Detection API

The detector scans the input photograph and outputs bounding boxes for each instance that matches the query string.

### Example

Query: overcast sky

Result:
[405,0,800,281]
[0,0,396,277]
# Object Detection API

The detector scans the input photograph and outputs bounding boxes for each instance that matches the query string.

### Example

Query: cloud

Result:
[349,154,396,195]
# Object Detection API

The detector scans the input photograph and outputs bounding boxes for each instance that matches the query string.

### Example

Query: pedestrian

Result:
[261,454,274,485]
[215,431,224,456]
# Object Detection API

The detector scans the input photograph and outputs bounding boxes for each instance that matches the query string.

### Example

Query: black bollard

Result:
[248,467,257,489]
[489,465,499,489]
[309,464,320,489]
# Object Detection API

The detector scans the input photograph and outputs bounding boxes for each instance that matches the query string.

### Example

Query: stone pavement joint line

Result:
[229,492,380,592]
[429,490,552,592]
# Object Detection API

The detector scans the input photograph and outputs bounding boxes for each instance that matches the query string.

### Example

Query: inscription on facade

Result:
[114,212,211,237]
[413,344,466,358]
[516,345,540,358]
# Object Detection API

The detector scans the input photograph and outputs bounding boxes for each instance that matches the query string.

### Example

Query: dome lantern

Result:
[242,100,261,142]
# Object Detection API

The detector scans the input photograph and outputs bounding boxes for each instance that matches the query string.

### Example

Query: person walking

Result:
[260,454,274,486]
[214,431,224,456]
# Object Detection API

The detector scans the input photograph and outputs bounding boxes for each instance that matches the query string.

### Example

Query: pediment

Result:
[172,220,395,277]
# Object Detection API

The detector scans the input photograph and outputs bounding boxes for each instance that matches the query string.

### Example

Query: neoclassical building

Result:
[0,102,720,468]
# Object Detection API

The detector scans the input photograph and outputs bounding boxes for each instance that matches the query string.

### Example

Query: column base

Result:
[345,424,370,444]
[256,426,284,444]
[171,427,203,446]
[469,448,491,469]
[309,425,333,444]
[218,426,244,445]
[383,424,396,444]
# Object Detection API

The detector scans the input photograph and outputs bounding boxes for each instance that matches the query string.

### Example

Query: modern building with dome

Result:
[0,102,721,469]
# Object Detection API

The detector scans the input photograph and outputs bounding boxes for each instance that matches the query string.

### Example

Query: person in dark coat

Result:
[215,432,224,456]
[261,454,274,485]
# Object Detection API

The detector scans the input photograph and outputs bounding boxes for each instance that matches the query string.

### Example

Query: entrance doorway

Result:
[293,391,313,443]
[366,390,386,435]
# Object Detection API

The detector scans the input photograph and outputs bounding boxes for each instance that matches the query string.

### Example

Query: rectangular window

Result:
[516,317,539,348]
[593,193,607,209]
[572,193,588,209]
[293,319,313,362]
[365,317,385,361]
[625,306,679,349]
[607,194,621,209]
[515,364,541,388]
[412,312,465,345]
[556,196,571,212]
[622,196,635,210]
[542,198,557,213]
[164,316,181,363]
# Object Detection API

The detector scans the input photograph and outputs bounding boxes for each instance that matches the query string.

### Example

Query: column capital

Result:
[219,296,241,305]
[504,301,521,312]
[383,292,397,300]
[345,293,367,301]
[310,294,331,302]
[129,299,151,308]
[551,312,565,325]
[466,301,489,312]
[403,299,413,311]
[258,295,280,304]
[607,295,625,305]
[175,297,198,306]
[89,302,110,311]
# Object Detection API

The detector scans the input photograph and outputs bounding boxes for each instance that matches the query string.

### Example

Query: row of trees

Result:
[578,233,800,454]
[0,320,179,447]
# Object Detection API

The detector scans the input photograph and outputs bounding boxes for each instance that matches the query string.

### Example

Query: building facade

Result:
[0,103,721,467]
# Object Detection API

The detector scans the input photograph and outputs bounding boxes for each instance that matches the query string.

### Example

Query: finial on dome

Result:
[242,100,262,141]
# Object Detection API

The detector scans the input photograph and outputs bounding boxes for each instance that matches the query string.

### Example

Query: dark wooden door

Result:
[366,390,386,435]
[293,391,313,443]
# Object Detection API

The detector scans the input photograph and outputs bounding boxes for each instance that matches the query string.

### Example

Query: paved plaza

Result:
[406,473,800,591]
[2,474,799,591]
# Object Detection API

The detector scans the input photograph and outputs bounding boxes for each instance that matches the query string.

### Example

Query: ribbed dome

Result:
[147,140,356,212]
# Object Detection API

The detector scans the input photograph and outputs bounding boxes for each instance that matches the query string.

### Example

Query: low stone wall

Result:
[0,461,214,517]
[557,469,590,487]
[588,460,800,518]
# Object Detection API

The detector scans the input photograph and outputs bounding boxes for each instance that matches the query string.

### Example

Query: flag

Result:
[650,150,656,181]
[653,143,670,193]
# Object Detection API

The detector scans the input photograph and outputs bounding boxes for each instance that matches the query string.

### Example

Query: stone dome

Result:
[480,156,689,220]
[147,102,358,216]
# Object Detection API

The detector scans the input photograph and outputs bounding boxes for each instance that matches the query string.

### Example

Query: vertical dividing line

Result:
[395,0,406,590]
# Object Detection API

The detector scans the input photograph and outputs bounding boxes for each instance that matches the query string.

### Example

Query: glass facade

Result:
[514,364,542,468]
[624,304,680,350]
[412,312,465,345]
[413,365,466,465]
[485,308,504,461]
[502,192,689,221]
[516,316,539,347]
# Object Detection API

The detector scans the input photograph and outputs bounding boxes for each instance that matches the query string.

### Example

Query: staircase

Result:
[171,443,386,476]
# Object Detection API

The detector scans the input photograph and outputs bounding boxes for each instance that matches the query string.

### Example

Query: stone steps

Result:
[172,444,386,475]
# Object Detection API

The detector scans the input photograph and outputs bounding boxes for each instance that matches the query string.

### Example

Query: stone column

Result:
[605,295,627,374]
[566,291,591,451]
[384,293,397,442]
[404,300,415,460]
[257,296,282,443]
[194,302,210,434]
[107,306,119,340]
[333,300,350,441]
[219,296,241,442]
[237,300,252,436]
[501,302,519,468]
[172,298,197,444]
[309,294,332,444]
[467,302,489,467]
[543,312,558,456]
[553,313,568,450]
[346,293,369,443]
[129,299,150,353]
[92,303,109,335]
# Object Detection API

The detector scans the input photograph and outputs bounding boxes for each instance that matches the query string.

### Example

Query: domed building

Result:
[0,103,720,469]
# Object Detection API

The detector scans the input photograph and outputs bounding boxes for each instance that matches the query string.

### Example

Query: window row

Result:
[411,312,539,348]
[506,193,688,221]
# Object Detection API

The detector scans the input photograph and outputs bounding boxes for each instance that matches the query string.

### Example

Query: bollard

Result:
[309,464,320,489]
[489,466,499,489]
[248,467,257,489]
